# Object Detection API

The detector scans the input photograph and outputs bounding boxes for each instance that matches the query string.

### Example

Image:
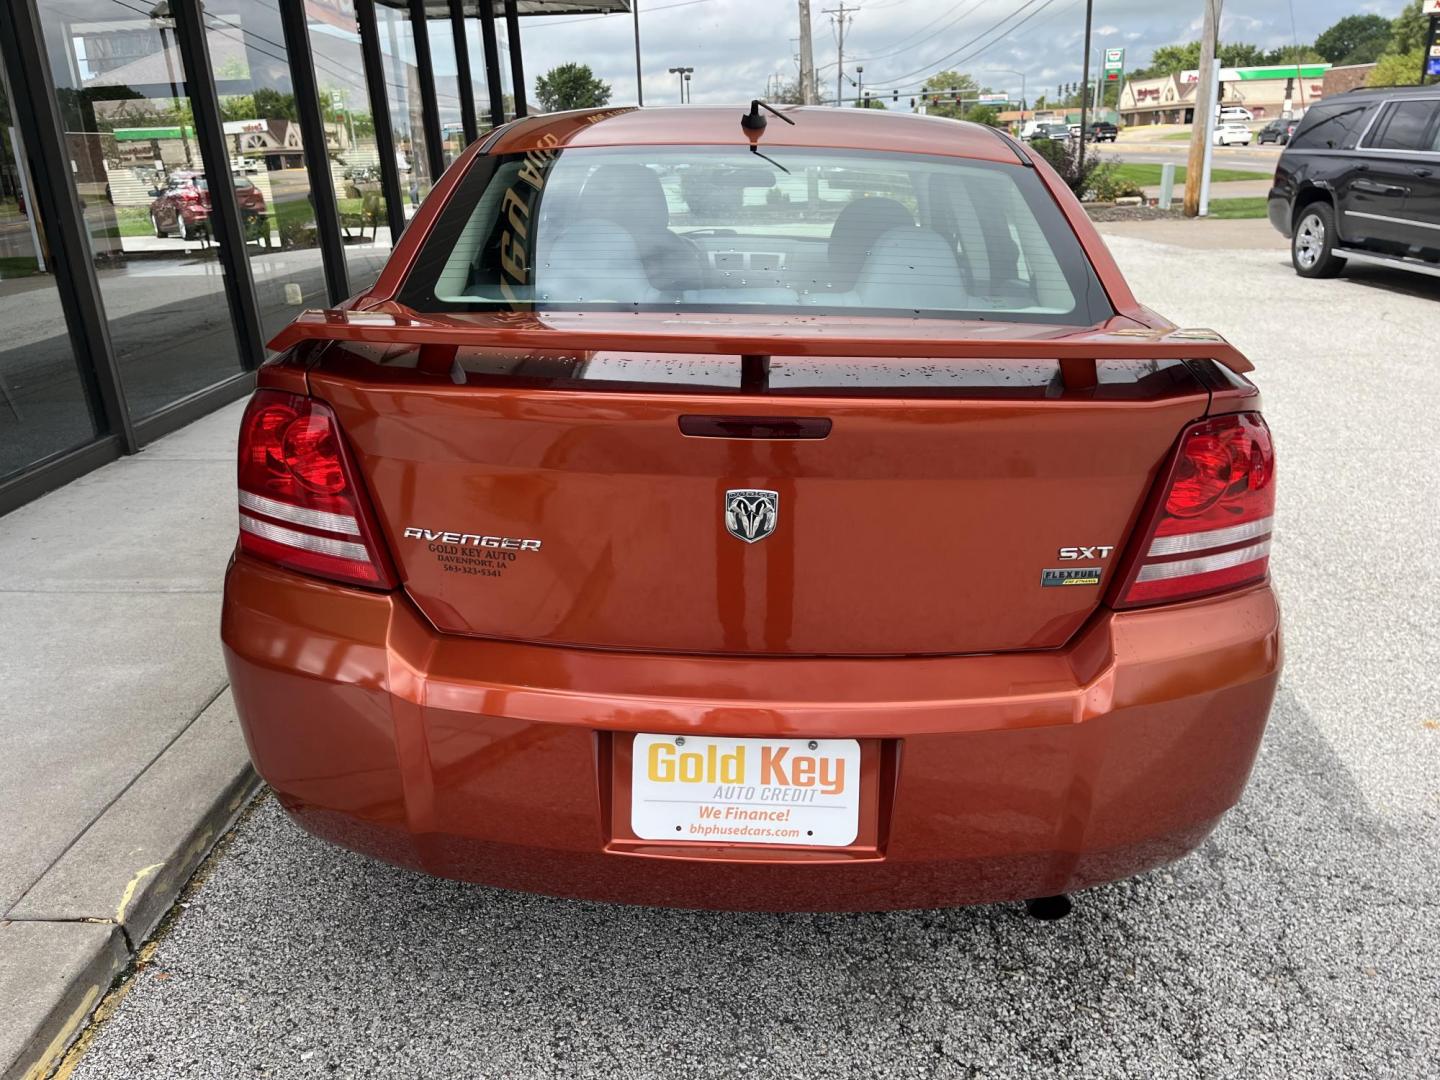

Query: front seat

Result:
[826,197,915,289]
[576,164,707,290]
[851,226,970,312]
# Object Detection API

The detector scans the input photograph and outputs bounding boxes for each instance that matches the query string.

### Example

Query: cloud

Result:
[511,0,1368,109]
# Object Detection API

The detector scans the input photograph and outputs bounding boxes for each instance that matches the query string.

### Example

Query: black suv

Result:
[1256,117,1300,145]
[1268,88,1440,280]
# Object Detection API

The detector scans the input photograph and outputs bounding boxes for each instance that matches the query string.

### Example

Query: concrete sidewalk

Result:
[0,399,258,1080]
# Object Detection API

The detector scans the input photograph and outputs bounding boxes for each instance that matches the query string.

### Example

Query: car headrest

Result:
[577,163,670,235]
[852,226,969,312]
[534,221,669,305]
[827,197,915,288]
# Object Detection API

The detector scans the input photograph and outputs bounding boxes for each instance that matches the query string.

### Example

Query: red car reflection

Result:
[148,170,266,241]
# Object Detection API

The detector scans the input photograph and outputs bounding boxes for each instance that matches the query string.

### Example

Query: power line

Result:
[843,0,989,66]
[866,0,1060,92]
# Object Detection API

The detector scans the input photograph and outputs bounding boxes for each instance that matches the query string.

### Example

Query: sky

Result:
[511,0,1405,109]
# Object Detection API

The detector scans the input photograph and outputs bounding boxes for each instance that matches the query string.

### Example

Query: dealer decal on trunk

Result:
[402,527,543,579]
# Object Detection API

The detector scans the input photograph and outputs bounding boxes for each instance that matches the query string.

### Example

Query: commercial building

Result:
[0,0,625,515]
[1118,64,1331,126]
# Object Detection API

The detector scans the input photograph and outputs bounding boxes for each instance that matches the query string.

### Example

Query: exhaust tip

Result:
[1024,895,1072,921]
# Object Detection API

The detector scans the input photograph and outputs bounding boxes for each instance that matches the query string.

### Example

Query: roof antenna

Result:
[741,99,796,132]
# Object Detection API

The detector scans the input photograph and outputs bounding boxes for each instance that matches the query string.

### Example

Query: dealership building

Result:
[0,0,624,515]
[1117,63,1331,126]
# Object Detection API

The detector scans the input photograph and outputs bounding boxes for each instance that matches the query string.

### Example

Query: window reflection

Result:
[375,3,433,214]
[306,1,392,291]
[202,0,329,339]
[38,0,246,419]
[0,41,101,480]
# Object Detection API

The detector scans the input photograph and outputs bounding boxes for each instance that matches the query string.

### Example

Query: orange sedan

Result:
[222,105,1280,916]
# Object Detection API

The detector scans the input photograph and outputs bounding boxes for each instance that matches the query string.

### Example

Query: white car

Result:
[1212,122,1253,147]
[1218,106,1254,122]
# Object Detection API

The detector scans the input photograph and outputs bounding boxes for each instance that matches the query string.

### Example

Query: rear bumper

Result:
[222,556,1281,911]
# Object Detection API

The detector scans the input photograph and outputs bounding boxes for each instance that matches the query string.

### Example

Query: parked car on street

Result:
[149,170,266,241]
[224,105,1280,915]
[1256,117,1301,145]
[1087,121,1118,141]
[1218,106,1254,122]
[1268,87,1440,280]
[1212,121,1253,147]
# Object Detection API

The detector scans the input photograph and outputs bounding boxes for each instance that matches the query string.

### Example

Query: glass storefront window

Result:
[425,17,464,164]
[464,12,509,132]
[306,0,391,291]
[375,3,433,216]
[0,42,102,481]
[202,0,328,339]
[37,0,246,420]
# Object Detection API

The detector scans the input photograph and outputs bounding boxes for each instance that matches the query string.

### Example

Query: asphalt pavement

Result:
[62,227,1440,1080]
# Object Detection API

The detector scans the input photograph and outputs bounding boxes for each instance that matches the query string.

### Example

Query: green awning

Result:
[112,126,197,141]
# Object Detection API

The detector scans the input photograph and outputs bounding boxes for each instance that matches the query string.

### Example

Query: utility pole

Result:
[1078,0,1093,178]
[798,0,817,104]
[1185,0,1222,217]
[632,0,643,105]
[824,2,856,107]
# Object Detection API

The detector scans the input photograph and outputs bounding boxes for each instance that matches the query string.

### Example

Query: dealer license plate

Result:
[630,734,861,847]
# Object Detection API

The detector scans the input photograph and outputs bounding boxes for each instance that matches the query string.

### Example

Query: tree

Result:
[1133,41,1272,79]
[1314,13,1392,64]
[767,78,805,105]
[534,63,612,113]
[1364,2,1430,88]
[922,70,979,119]
[1265,45,1325,66]
[966,105,1001,127]
[1367,48,1426,87]
[1390,0,1429,53]
[852,97,887,109]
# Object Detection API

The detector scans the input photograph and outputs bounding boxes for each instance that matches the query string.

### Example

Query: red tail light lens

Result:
[235,390,395,589]
[1117,412,1274,607]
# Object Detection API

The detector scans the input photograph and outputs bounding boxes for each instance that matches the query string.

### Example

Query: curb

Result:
[1,691,261,1080]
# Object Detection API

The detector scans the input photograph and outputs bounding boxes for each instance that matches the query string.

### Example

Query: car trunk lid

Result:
[286,309,1235,657]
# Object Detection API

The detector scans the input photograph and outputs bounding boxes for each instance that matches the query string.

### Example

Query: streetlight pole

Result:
[684,70,692,103]
[856,64,863,108]
[987,68,1026,113]
[632,0,643,105]
[668,66,692,103]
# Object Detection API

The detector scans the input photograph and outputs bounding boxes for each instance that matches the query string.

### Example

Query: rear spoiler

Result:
[269,309,1253,388]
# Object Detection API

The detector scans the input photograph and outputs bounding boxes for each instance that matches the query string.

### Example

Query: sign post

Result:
[1424,3,1440,83]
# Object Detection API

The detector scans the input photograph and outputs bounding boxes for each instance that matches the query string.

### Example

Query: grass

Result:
[1205,197,1268,220]
[106,196,369,239]
[1161,130,1194,141]
[1107,163,1269,187]
[0,256,42,279]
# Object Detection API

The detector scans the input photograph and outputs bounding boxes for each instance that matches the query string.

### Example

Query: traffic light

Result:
[893,89,899,102]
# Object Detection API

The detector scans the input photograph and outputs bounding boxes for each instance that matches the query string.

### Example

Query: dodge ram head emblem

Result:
[724,489,779,543]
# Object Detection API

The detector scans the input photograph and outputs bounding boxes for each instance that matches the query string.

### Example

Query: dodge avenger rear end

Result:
[222,105,1280,914]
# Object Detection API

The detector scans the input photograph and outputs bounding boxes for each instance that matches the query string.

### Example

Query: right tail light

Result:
[1116,412,1275,608]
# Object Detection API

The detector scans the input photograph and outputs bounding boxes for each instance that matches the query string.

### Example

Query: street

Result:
[54,220,1440,1079]
[1103,139,1284,174]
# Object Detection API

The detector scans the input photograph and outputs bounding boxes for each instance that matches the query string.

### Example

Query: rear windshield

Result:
[1290,102,1374,150]
[398,145,1111,325]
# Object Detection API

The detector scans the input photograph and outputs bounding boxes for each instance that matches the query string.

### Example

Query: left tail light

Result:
[1115,412,1275,608]
[235,389,396,589]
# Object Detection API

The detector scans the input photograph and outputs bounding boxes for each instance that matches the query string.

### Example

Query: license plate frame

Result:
[627,733,864,848]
